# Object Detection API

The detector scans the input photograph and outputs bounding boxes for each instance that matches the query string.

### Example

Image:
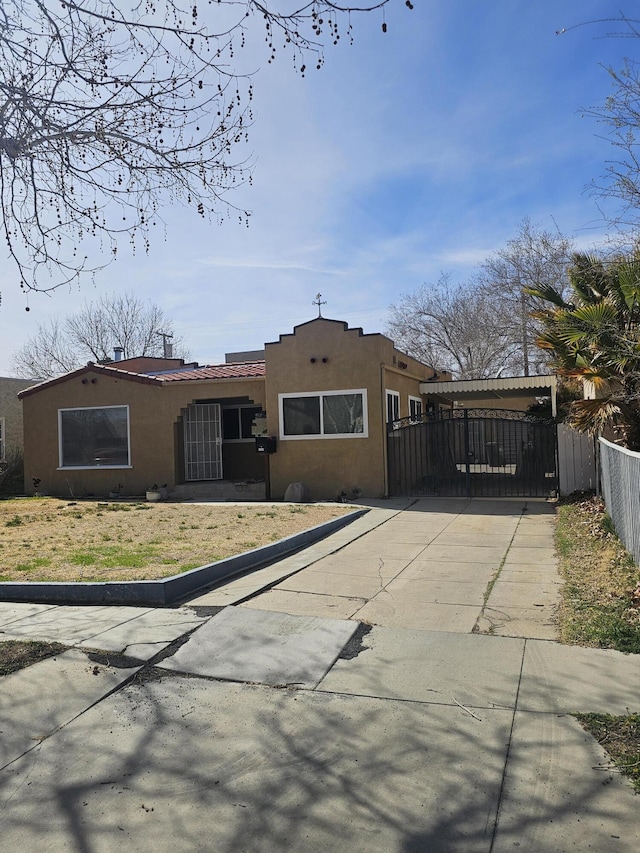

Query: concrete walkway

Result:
[1,498,639,851]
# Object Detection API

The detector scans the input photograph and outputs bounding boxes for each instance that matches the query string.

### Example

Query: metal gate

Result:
[184,403,223,481]
[387,409,557,498]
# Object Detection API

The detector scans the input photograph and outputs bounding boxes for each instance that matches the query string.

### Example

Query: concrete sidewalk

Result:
[1,498,639,851]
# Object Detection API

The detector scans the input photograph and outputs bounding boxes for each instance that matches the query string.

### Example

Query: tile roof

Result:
[17,360,266,398]
[152,361,266,381]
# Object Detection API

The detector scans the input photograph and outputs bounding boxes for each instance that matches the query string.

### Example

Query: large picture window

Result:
[279,390,367,439]
[59,406,130,468]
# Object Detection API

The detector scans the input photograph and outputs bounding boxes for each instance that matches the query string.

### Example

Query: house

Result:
[19,317,446,501]
[0,376,40,460]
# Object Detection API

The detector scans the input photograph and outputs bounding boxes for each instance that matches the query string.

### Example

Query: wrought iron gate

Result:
[387,409,557,498]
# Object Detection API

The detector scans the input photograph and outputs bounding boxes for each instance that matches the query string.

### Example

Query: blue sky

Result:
[0,0,636,374]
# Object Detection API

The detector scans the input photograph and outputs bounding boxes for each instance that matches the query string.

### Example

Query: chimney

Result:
[113,346,124,362]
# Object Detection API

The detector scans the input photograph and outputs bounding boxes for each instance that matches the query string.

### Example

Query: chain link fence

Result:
[599,437,640,565]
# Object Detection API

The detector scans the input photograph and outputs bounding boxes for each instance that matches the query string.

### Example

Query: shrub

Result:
[0,450,24,498]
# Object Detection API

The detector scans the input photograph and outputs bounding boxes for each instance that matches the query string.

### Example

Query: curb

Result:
[0,509,368,607]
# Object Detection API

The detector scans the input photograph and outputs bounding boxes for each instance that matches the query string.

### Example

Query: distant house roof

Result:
[149,362,266,381]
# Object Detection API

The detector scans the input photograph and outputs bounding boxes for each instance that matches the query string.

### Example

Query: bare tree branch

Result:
[11,291,189,377]
[0,0,398,294]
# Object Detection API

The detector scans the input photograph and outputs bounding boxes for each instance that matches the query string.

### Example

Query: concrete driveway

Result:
[1,498,639,852]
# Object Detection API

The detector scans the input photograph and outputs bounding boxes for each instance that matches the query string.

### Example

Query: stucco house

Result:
[0,375,40,460]
[19,317,446,501]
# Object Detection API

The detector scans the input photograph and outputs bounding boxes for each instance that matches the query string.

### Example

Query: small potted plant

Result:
[146,484,162,502]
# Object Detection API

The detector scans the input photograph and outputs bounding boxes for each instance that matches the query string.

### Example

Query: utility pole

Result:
[156,331,174,358]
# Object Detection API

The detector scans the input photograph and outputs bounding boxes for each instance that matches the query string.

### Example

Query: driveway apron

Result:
[1,498,640,852]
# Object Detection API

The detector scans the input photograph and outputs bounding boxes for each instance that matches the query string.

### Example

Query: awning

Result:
[419,375,557,417]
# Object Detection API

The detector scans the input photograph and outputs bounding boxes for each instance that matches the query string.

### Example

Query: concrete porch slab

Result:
[157,606,358,688]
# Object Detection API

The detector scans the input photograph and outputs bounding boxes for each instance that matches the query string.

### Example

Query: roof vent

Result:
[113,347,124,362]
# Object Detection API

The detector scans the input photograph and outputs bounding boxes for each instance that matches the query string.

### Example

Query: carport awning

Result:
[419,375,557,416]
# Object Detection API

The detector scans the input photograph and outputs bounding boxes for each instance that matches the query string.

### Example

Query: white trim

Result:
[278,389,368,440]
[58,404,131,469]
[408,395,423,421]
[386,389,400,426]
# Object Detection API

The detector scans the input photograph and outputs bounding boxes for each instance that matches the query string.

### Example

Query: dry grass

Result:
[575,713,640,793]
[0,498,353,582]
[556,495,640,653]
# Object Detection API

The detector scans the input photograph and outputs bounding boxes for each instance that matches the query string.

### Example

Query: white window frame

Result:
[409,395,423,421]
[0,416,5,460]
[58,405,132,470]
[386,390,400,428]
[278,389,368,440]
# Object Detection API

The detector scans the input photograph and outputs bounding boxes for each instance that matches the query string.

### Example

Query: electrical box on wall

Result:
[255,435,277,454]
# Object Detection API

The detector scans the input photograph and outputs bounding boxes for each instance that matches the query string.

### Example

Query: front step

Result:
[172,480,266,502]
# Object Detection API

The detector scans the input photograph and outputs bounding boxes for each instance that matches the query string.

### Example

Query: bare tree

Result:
[12,291,188,377]
[387,275,520,379]
[477,219,574,375]
[0,0,398,296]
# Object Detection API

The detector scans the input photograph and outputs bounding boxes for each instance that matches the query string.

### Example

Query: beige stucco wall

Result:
[21,370,265,497]
[0,376,39,458]
[264,319,437,500]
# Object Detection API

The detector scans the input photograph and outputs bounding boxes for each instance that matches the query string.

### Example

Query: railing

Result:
[599,437,640,565]
[389,408,554,432]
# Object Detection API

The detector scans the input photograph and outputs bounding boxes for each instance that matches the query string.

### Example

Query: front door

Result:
[184,403,223,481]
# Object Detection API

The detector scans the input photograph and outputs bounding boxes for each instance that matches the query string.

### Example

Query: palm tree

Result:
[527,253,640,450]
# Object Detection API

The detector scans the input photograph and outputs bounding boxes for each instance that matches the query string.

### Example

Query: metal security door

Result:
[184,403,223,481]
[387,409,557,498]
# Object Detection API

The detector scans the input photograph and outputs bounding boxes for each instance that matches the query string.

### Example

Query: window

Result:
[386,390,400,427]
[59,406,130,468]
[279,390,367,439]
[409,396,423,421]
[222,406,262,442]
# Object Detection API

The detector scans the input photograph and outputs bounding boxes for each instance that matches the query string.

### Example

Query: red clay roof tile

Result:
[153,362,265,381]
